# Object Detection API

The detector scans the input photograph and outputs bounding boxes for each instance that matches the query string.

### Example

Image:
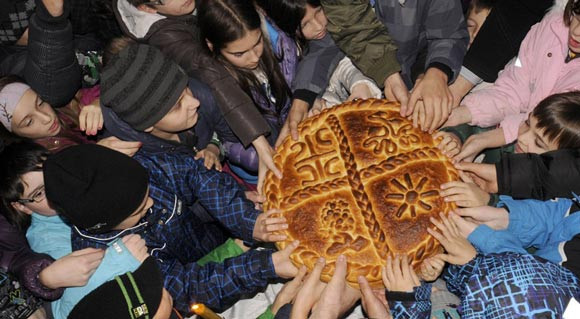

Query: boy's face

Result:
[301,4,328,40]
[11,170,58,217]
[141,0,195,17]
[152,87,200,134]
[466,8,491,48]
[114,189,154,230]
[515,114,558,154]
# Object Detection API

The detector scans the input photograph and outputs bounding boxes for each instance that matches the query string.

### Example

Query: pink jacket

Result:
[463,13,580,143]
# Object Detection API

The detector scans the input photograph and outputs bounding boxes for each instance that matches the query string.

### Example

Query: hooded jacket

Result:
[113,0,269,147]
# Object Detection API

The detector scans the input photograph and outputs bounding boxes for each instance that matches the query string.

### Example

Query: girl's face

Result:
[515,115,559,154]
[466,8,491,48]
[10,89,61,139]
[301,4,328,40]
[219,29,264,70]
[10,170,58,217]
[569,11,580,53]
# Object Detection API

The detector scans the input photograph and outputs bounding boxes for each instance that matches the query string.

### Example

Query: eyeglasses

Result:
[17,186,45,204]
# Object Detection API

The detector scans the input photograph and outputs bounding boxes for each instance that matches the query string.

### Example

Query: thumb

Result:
[397,87,411,116]
[330,255,347,282]
[434,253,451,264]
[283,240,300,256]
[358,275,374,299]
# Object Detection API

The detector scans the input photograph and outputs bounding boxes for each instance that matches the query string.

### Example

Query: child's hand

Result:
[97,136,141,157]
[194,144,222,171]
[454,128,505,163]
[440,181,490,207]
[455,162,498,193]
[382,254,420,293]
[359,276,392,319]
[348,82,374,101]
[418,256,445,282]
[271,266,308,315]
[428,213,477,265]
[455,206,509,231]
[310,255,361,319]
[442,105,472,128]
[253,209,288,242]
[308,98,327,117]
[39,248,104,289]
[122,234,149,263]
[245,191,265,210]
[290,257,327,319]
[255,136,281,194]
[79,102,103,136]
[272,240,300,279]
[434,131,462,158]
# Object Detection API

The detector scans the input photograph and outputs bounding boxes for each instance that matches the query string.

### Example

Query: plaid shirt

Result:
[445,253,580,318]
[72,149,277,313]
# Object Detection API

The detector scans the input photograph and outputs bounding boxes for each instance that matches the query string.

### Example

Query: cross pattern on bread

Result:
[264,99,458,288]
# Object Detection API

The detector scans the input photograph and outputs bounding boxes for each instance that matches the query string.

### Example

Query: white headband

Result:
[0,82,30,132]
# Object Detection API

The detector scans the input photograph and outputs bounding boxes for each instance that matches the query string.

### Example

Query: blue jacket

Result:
[27,214,140,319]
[468,195,580,278]
[70,148,277,313]
[387,253,580,318]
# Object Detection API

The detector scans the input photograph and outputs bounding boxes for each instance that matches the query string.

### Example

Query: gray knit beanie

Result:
[101,43,188,131]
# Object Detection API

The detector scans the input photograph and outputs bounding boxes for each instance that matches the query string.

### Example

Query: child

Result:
[113,0,283,187]
[197,0,296,186]
[0,141,159,318]
[438,91,580,207]
[444,0,580,160]
[42,144,297,314]
[0,75,140,155]
[366,213,580,317]
[256,0,382,110]
[69,257,180,319]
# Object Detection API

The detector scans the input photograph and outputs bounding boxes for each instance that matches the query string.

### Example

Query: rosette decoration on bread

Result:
[264,99,458,288]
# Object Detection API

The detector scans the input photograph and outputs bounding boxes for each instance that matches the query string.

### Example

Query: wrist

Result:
[39,266,58,289]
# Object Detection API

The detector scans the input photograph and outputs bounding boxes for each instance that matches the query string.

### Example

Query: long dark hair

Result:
[533,91,580,149]
[564,0,580,26]
[255,0,320,40]
[0,141,50,230]
[197,0,291,118]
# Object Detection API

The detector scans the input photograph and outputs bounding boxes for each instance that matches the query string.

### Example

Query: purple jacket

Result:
[0,214,63,300]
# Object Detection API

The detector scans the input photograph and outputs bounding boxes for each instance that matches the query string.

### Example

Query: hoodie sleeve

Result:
[25,0,81,107]
[386,284,432,319]
[496,149,580,200]
[147,21,270,147]
[321,0,400,86]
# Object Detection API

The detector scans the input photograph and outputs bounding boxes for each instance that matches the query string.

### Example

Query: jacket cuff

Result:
[488,193,500,206]
[262,250,279,280]
[459,66,483,86]
[223,108,271,147]
[23,258,64,300]
[366,51,401,87]
[34,0,70,27]
[467,224,496,251]
[293,90,318,108]
[428,62,453,84]
[385,283,431,302]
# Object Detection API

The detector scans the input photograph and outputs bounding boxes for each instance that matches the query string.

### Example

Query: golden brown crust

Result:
[264,99,458,288]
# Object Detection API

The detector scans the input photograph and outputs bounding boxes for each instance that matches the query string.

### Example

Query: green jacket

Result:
[321,0,400,86]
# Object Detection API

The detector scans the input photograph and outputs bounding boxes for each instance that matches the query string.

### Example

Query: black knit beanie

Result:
[101,43,188,131]
[69,257,165,319]
[43,144,149,233]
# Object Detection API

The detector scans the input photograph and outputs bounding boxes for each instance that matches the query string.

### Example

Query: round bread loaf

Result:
[264,99,458,288]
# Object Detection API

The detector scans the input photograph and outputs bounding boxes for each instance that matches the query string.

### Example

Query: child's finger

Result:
[381,265,391,289]
[401,255,411,280]
[427,227,447,246]
[392,255,403,280]
[439,213,457,237]
[429,217,451,240]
